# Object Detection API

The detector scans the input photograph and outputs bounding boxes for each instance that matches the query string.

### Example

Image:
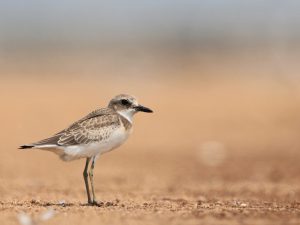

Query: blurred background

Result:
[1,1,300,218]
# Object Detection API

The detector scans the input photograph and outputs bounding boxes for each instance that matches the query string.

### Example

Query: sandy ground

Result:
[1,77,300,225]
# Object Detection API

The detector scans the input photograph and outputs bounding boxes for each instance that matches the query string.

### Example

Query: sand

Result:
[1,77,300,225]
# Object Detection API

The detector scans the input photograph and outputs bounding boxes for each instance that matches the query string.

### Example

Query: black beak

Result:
[135,105,153,113]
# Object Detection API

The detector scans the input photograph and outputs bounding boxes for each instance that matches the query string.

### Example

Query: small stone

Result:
[58,200,66,206]
[30,199,39,204]
[105,202,114,207]
[240,203,247,207]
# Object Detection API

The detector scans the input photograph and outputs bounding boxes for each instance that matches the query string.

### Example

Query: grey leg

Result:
[83,157,92,204]
[89,156,103,206]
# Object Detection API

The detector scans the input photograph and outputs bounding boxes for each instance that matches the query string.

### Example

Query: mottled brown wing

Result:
[32,108,120,146]
[57,113,120,145]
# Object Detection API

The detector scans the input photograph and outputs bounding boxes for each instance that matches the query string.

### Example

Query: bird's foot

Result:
[88,200,104,207]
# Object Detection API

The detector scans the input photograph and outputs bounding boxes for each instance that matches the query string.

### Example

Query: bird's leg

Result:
[83,157,92,204]
[89,156,103,206]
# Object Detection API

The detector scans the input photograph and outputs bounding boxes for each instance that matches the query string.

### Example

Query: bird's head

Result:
[108,94,153,123]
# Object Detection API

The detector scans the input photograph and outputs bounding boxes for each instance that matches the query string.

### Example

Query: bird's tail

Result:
[19,145,35,149]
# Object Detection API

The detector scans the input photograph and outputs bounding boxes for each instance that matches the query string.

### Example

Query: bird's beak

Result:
[135,105,153,113]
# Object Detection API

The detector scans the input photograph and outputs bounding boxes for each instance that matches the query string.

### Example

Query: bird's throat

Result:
[117,110,134,124]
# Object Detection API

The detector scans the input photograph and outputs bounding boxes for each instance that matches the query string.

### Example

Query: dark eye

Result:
[121,99,130,106]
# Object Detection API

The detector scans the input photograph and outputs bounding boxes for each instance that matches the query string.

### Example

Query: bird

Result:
[19,94,153,206]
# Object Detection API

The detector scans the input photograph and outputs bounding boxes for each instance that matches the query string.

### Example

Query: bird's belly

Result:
[60,127,131,161]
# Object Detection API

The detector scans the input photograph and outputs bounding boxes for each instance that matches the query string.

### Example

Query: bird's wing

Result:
[32,108,121,146]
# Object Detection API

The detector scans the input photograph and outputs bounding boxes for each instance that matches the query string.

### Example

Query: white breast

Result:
[59,127,132,161]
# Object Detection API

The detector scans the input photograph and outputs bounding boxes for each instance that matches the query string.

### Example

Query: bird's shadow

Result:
[30,201,76,207]
[5,199,121,208]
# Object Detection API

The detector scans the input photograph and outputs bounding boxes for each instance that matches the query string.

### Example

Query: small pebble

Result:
[240,203,247,207]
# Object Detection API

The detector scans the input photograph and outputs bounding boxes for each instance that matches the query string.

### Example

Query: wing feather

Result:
[31,108,121,147]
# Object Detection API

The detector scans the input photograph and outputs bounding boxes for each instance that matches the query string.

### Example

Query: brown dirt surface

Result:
[1,77,300,225]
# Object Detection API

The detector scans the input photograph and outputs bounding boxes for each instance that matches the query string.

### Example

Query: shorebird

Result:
[19,94,153,206]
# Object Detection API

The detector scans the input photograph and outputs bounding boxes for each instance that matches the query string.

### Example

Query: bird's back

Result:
[20,107,131,149]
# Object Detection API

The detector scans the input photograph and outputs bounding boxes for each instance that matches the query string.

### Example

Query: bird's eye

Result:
[121,99,130,106]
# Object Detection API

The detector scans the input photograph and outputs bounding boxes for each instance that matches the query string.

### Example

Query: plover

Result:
[19,94,153,206]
